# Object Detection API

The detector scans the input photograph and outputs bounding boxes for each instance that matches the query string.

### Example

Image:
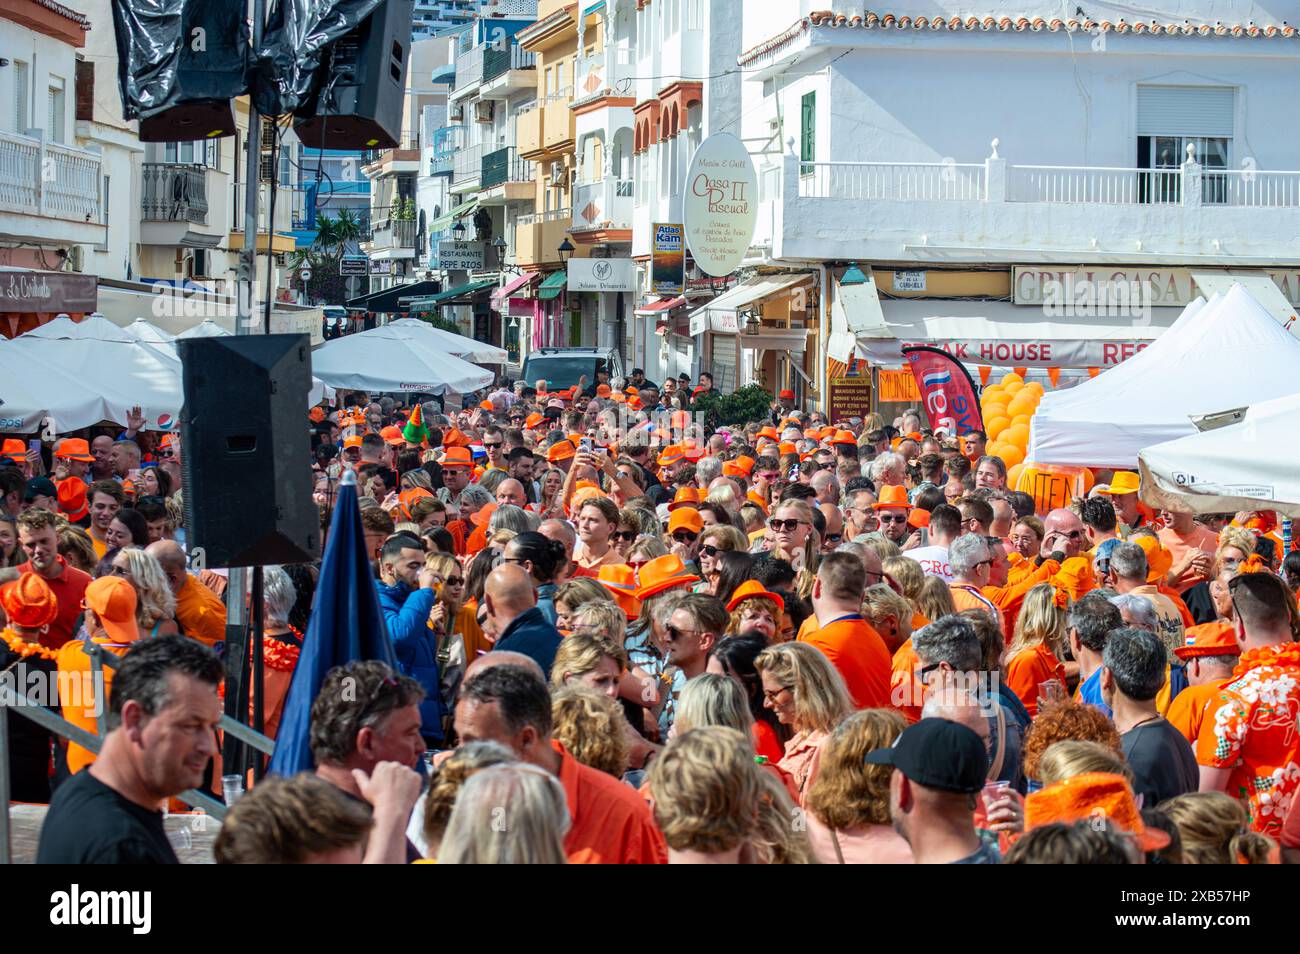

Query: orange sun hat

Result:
[596,564,642,620]
[725,580,785,614]
[0,572,59,629]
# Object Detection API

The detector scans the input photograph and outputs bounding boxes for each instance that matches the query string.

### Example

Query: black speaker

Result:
[177,335,319,568]
[293,0,415,150]
[112,0,247,142]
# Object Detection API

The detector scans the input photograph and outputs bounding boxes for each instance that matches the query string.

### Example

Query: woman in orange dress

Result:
[1005,583,1068,718]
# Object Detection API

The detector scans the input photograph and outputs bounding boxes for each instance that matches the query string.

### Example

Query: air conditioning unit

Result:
[259,153,275,183]
[261,116,278,146]
[450,102,465,122]
[474,100,495,124]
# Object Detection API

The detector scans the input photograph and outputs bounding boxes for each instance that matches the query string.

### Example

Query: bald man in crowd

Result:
[485,564,562,676]
[495,478,528,510]
[145,540,227,647]
[1041,508,1087,559]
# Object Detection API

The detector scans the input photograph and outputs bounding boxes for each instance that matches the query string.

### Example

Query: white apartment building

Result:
[739,0,1300,410]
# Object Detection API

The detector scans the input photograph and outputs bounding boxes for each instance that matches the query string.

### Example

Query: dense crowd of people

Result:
[3,365,1299,864]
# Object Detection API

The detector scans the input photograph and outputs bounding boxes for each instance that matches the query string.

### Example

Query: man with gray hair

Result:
[946,533,1002,627]
[912,615,986,706]
[694,455,722,489]
[1110,541,1185,657]
[869,451,906,488]
[1102,628,1197,806]
[1068,592,1123,716]
[1109,593,1158,632]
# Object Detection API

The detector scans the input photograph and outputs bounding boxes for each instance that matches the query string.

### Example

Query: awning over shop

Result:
[405,278,498,309]
[346,280,442,312]
[687,274,811,336]
[491,272,536,309]
[536,270,568,301]
[634,296,686,316]
[427,198,480,234]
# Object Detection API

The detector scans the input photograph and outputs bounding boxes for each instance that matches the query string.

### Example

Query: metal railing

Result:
[574,46,634,105]
[453,43,485,91]
[372,218,418,249]
[1008,165,1183,204]
[481,146,532,188]
[1201,169,1300,207]
[517,206,572,227]
[797,161,986,201]
[141,162,209,224]
[483,43,535,82]
[453,141,487,185]
[0,132,102,221]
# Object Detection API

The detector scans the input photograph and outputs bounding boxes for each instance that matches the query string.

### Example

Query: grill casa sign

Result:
[1014,267,1300,306]
[683,133,758,278]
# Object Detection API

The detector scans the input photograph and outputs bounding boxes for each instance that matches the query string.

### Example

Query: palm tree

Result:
[313,214,340,254]
[332,208,363,255]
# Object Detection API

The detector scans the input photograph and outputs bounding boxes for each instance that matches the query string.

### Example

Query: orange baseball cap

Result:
[667,507,703,536]
[57,477,88,522]
[55,437,95,463]
[633,554,700,601]
[440,446,473,469]
[726,580,785,614]
[596,564,642,620]
[1,439,25,464]
[525,412,545,429]
[342,435,363,450]
[84,576,140,644]
[1024,772,1170,851]
[778,389,795,401]
[872,485,913,510]
[546,440,575,463]
[479,400,494,411]
[0,572,59,629]
[756,426,779,441]
[1175,621,1241,661]
[379,425,405,447]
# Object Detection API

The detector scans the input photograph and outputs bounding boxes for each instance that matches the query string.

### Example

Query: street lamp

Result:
[840,262,868,285]
[493,234,507,266]
[452,218,467,241]
[557,237,575,262]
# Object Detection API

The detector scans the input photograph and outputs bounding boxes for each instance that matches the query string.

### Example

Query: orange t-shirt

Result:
[1166,678,1232,744]
[554,740,667,864]
[949,583,1003,630]
[799,615,892,710]
[56,637,132,774]
[890,638,924,723]
[1158,525,1220,593]
[1005,642,1066,718]
[752,719,785,765]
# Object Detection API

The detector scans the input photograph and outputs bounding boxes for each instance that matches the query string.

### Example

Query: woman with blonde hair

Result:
[916,574,957,624]
[424,553,479,700]
[646,726,760,864]
[551,685,630,779]
[108,547,179,636]
[749,769,818,864]
[1005,582,1067,716]
[754,641,853,804]
[627,535,669,570]
[767,499,819,581]
[1035,740,1134,788]
[438,763,570,864]
[804,709,913,864]
[724,583,784,642]
[1158,792,1276,865]
[695,524,749,595]
[553,577,612,633]
[420,741,515,859]
[550,628,629,700]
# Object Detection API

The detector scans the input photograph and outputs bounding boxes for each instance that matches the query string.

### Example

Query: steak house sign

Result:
[683,133,758,278]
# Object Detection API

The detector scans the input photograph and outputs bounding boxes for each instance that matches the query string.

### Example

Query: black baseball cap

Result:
[25,477,58,502]
[864,718,988,794]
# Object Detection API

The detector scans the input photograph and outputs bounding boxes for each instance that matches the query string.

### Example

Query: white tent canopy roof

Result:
[380,317,506,364]
[1139,391,1300,517]
[1027,284,1300,468]
[174,319,233,339]
[311,325,493,395]
[121,318,175,343]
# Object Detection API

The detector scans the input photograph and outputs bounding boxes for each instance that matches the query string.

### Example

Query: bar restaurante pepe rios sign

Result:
[683,133,758,278]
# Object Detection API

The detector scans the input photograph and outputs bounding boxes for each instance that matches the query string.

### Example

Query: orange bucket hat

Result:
[725,580,785,614]
[667,487,701,511]
[596,564,642,620]
[0,572,59,629]
[831,429,857,446]
[1175,621,1241,661]
[1024,772,1170,851]
[633,554,700,601]
[1132,535,1173,584]
[546,440,575,463]
[872,485,913,511]
[734,455,755,475]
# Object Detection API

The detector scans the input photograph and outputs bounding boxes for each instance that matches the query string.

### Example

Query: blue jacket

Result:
[376,580,443,741]
[495,607,562,677]
[536,583,558,627]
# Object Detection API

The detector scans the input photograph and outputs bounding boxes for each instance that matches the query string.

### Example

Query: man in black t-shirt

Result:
[37,636,223,864]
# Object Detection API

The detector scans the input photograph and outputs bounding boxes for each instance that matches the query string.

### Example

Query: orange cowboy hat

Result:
[379,425,406,447]
[1175,621,1241,661]
[667,507,703,536]
[830,429,858,446]
[657,445,685,467]
[57,477,89,522]
[0,572,59,630]
[442,428,471,448]
[596,564,642,620]
[872,485,913,511]
[725,580,785,614]
[1051,556,1096,603]
[54,437,96,463]
[1132,535,1173,584]
[525,412,545,429]
[633,554,700,601]
[1097,471,1140,496]
[667,487,701,511]
[546,440,576,463]
[440,446,473,469]
[1024,772,1170,852]
[756,426,779,441]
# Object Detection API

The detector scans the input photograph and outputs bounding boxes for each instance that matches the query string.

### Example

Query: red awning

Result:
[634,295,686,316]
[491,273,536,309]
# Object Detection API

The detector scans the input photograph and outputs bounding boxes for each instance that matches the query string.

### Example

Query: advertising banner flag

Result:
[902,345,984,436]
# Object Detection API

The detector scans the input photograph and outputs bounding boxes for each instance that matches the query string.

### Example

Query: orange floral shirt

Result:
[1195,642,1300,837]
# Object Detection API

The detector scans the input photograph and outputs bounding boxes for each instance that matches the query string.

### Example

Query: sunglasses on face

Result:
[699,543,724,557]
[665,623,701,643]
[483,442,502,450]
[443,576,465,587]
[768,518,804,532]
[672,530,698,544]
[612,530,637,542]
[878,514,908,524]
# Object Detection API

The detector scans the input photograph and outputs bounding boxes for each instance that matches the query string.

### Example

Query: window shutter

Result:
[800,91,815,174]
[1137,86,1235,137]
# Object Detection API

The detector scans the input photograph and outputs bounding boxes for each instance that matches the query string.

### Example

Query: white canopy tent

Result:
[121,318,175,343]
[311,324,494,395]
[1026,284,1300,468]
[174,319,232,339]
[381,317,507,365]
[1139,391,1300,518]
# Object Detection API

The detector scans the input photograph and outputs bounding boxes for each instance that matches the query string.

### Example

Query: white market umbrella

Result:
[21,313,136,342]
[312,324,494,395]
[1139,391,1300,518]
[382,317,507,364]
[122,318,175,343]
[174,319,233,339]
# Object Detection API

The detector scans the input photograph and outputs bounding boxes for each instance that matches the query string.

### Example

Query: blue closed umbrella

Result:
[268,469,396,775]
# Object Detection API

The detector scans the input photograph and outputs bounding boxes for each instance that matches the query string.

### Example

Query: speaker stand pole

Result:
[222,0,267,780]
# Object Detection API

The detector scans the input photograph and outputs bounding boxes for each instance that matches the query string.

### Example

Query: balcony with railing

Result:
[141,164,209,224]
[482,43,536,96]
[0,132,105,245]
[775,141,1300,266]
[573,46,634,107]
[452,141,488,192]
[543,88,576,153]
[481,146,533,202]
[571,177,633,237]
[517,101,544,158]
[515,207,573,268]
[430,125,465,176]
[452,43,485,96]
[367,206,418,258]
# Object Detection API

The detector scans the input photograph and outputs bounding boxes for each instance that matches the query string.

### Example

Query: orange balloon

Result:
[1024,382,1045,397]
[1002,381,1024,397]
[1011,413,1033,427]
[1007,392,1039,418]
[1004,423,1030,448]
[1006,462,1025,490]
[986,416,1011,440]
[982,402,1008,421]
[1000,372,1023,387]
[982,386,1006,402]
[998,444,1024,468]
